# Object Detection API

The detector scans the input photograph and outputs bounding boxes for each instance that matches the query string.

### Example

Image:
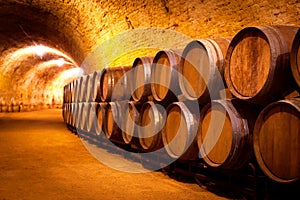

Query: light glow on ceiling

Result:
[21,59,77,89]
[2,45,79,74]
[44,68,84,105]
[0,44,81,105]
[55,58,66,67]
[35,45,47,57]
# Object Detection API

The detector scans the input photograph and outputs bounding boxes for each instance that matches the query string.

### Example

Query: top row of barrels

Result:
[64,25,300,106]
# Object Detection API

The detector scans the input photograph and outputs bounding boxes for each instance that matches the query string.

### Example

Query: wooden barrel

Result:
[22,103,30,112]
[80,102,89,131]
[253,98,300,183]
[11,101,20,112]
[66,84,70,103]
[138,101,165,151]
[78,103,85,129]
[66,83,71,103]
[162,101,200,160]
[86,102,97,133]
[7,103,12,112]
[1,101,8,112]
[74,103,82,129]
[84,74,92,102]
[69,103,74,126]
[84,74,93,102]
[122,101,143,145]
[103,101,127,142]
[69,103,76,127]
[100,66,132,102]
[224,25,299,105]
[71,103,76,127]
[131,56,154,102]
[66,104,70,124]
[72,103,78,128]
[86,102,106,134]
[0,98,5,112]
[291,28,300,88]
[69,80,75,103]
[84,75,91,102]
[69,83,73,103]
[65,103,71,125]
[76,77,83,103]
[198,99,260,170]
[1,99,8,112]
[151,49,182,102]
[95,102,107,135]
[68,82,73,103]
[62,103,68,123]
[79,75,90,102]
[72,79,80,103]
[179,38,231,104]
[77,76,85,102]
[88,70,103,102]
[65,103,69,124]
[63,85,68,103]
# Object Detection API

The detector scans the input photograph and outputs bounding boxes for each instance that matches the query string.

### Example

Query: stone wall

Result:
[17,0,300,65]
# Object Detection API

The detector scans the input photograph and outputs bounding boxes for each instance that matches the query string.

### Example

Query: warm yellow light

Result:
[86,28,192,73]
[35,45,47,57]
[56,58,65,67]
[21,60,77,89]
[1,45,79,74]
[44,68,83,105]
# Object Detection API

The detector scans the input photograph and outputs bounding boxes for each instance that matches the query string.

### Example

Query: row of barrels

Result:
[0,102,21,112]
[62,25,300,185]
[0,102,62,112]
[63,96,300,184]
[64,25,300,106]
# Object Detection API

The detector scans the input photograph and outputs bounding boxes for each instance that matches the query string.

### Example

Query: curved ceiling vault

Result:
[0,1,86,105]
[0,0,299,106]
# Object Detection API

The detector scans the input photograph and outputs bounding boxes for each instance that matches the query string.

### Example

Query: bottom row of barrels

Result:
[63,97,300,184]
[0,103,21,112]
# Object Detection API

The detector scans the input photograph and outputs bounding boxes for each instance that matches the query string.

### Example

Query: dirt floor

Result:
[0,109,233,200]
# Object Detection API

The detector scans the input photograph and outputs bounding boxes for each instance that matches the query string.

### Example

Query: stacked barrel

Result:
[224,26,300,184]
[0,97,23,113]
[62,25,300,186]
[0,96,60,113]
[62,66,132,133]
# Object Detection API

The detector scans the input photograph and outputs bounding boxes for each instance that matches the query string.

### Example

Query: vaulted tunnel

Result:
[0,0,299,107]
[0,1,85,107]
[0,1,300,199]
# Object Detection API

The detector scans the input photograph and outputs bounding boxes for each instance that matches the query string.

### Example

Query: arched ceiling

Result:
[0,1,87,60]
[0,0,85,104]
[0,0,299,105]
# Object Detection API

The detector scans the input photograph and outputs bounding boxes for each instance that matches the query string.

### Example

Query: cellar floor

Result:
[0,109,229,200]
